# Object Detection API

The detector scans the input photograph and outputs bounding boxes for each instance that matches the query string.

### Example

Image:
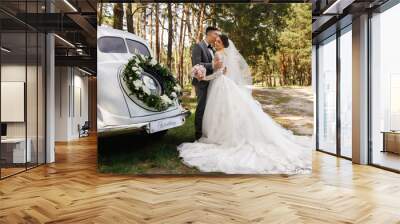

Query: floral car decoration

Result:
[122,54,182,111]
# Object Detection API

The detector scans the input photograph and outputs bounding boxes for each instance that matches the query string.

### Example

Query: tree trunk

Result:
[178,4,185,82]
[113,3,124,30]
[142,6,147,39]
[126,3,134,34]
[196,4,206,42]
[136,6,141,36]
[279,53,285,86]
[98,3,103,26]
[150,7,153,49]
[186,5,194,44]
[212,3,217,27]
[155,4,160,62]
[174,4,179,75]
[160,16,165,60]
[191,5,196,43]
[179,7,188,85]
[167,3,173,69]
[268,73,272,87]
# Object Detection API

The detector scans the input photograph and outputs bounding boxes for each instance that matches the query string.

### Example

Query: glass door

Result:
[1,30,28,178]
[339,25,352,158]
[370,2,400,171]
[317,34,337,154]
[0,0,47,179]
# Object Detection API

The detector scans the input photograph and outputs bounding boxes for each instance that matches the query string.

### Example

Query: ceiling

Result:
[0,0,97,75]
[312,0,390,43]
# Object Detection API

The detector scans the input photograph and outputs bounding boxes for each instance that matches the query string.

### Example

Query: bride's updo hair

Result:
[219,34,229,48]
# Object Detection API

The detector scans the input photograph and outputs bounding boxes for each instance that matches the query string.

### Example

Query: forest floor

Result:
[98,86,314,174]
[252,86,313,136]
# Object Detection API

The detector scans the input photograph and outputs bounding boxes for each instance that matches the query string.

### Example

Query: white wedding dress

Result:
[178,40,311,174]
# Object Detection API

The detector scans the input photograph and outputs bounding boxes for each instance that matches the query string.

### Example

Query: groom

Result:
[191,26,223,140]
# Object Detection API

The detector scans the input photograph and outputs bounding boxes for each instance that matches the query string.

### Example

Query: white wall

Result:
[55,67,89,141]
[72,72,89,138]
[1,65,26,139]
[1,65,38,137]
[55,66,69,141]
[1,63,46,164]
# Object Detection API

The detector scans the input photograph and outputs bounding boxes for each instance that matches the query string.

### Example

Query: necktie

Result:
[207,45,215,55]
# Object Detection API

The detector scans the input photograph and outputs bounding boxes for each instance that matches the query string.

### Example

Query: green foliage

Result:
[215,4,311,87]
[277,4,312,86]
[215,4,291,67]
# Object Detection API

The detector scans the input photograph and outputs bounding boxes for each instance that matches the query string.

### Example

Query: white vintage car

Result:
[97,26,190,135]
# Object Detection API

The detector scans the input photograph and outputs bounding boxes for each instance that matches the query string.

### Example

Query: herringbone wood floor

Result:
[1,136,400,224]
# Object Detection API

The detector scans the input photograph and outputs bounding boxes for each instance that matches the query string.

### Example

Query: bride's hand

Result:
[195,73,204,80]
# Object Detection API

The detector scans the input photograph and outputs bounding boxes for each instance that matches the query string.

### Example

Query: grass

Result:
[98,95,201,174]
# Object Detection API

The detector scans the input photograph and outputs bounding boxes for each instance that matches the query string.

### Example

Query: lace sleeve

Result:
[203,69,223,80]
[203,52,225,81]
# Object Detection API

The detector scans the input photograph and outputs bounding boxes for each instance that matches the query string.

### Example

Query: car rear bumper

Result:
[98,109,191,137]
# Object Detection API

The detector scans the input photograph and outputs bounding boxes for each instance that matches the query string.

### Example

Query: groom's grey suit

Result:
[192,40,214,140]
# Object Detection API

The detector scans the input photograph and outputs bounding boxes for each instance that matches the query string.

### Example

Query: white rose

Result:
[143,86,151,95]
[133,66,143,74]
[171,92,177,98]
[160,94,172,105]
[150,59,157,66]
[173,85,181,92]
[135,57,141,64]
[160,95,165,102]
[133,80,143,89]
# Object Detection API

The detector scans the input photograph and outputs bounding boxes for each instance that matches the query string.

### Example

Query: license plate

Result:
[148,116,185,133]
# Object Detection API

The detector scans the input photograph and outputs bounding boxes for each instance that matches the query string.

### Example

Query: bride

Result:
[178,34,311,174]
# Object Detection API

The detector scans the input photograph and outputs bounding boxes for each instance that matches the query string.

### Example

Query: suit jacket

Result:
[191,40,214,87]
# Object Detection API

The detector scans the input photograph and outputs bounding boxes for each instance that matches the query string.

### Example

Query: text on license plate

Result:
[148,116,185,133]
